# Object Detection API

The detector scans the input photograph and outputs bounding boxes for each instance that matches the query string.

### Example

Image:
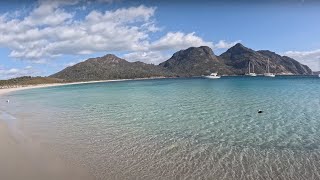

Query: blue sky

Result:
[0,0,320,79]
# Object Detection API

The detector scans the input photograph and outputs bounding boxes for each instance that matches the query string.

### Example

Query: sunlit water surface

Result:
[1,76,320,179]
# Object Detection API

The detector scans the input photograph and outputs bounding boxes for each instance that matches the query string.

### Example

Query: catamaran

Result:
[264,58,275,77]
[246,61,257,76]
[204,72,221,79]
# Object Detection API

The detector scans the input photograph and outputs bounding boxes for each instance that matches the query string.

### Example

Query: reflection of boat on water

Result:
[246,61,257,76]
[264,58,275,77]
[204,72,221,79]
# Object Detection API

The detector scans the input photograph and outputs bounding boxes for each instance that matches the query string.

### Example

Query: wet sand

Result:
[0,82,98,180]
[0,77,168,180]
[0,122,94,180]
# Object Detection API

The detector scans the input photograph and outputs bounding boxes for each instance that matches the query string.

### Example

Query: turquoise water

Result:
[1,76,320,179]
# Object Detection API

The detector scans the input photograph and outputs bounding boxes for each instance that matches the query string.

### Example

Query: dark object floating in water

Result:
[6,100,9,103]
[258,109,263,113]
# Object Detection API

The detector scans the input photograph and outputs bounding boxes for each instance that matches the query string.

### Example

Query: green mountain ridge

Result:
[50,43,312,81]
[51,54,175,81]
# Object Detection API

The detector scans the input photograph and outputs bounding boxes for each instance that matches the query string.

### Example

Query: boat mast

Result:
[248,61,251,74]
[267,58,270,73]
[252,62,254,73]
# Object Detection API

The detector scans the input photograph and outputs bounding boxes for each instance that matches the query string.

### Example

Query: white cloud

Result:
[128,36,239,64]
[123,35,240,65]
[0,2,157,62]
[150,32,213,51]
[149,33,240,52]
[0,0,241,68]
[123,51,170,64]
[25,65,33,69]
[96,0,121,3]
[0,66,40,79]
[284,49,320,71]
[24,0,75,26]
[214,40,241,49]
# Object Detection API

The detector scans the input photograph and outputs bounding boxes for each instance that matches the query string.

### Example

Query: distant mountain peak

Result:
[51,44,313,81]
[102,54,118,58]
[87,54,127,64]
[159,46,233,76]
[234,43,245,48]
[51,54,173,81]
[173,46,215,58]
[220,44,312,75]
[226,43,254,54]
[101,54,125,61]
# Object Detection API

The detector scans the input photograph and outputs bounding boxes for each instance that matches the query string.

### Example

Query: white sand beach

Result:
[0,77,167,96]
[0,79,125,95]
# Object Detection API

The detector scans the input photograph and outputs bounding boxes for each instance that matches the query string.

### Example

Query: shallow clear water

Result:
[1,76,320,179]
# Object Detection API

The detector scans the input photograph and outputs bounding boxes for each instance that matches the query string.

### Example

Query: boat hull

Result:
[246,73,257,77]
[264,73,275,77]
[204,76,221,79]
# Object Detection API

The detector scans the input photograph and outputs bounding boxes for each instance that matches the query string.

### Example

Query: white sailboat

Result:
[204,72,221,79]
[246,61,257,76]
[264,58,275,77]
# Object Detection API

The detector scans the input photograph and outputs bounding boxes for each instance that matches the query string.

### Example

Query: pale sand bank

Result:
[0,77,167,96]
[0,79,131,95]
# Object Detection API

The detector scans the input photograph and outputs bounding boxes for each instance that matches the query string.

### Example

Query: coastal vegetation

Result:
[0,76,66,88]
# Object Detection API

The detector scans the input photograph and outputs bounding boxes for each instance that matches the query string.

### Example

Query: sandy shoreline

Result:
[0,79,128,180]
[0,77,167,180]
[0,78,155,96]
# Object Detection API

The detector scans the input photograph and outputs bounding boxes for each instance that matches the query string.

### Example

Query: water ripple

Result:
[2,77,320,179]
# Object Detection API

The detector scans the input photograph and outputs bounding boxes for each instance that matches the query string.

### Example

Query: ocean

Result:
[1,76,320,179]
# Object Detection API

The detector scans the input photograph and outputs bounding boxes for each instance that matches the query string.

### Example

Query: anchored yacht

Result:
[246,61,257,76]
[204,72,221,79]
[264,58,275,77]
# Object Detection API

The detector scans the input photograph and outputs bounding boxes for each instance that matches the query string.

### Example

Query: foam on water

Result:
[2,76,320,179]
